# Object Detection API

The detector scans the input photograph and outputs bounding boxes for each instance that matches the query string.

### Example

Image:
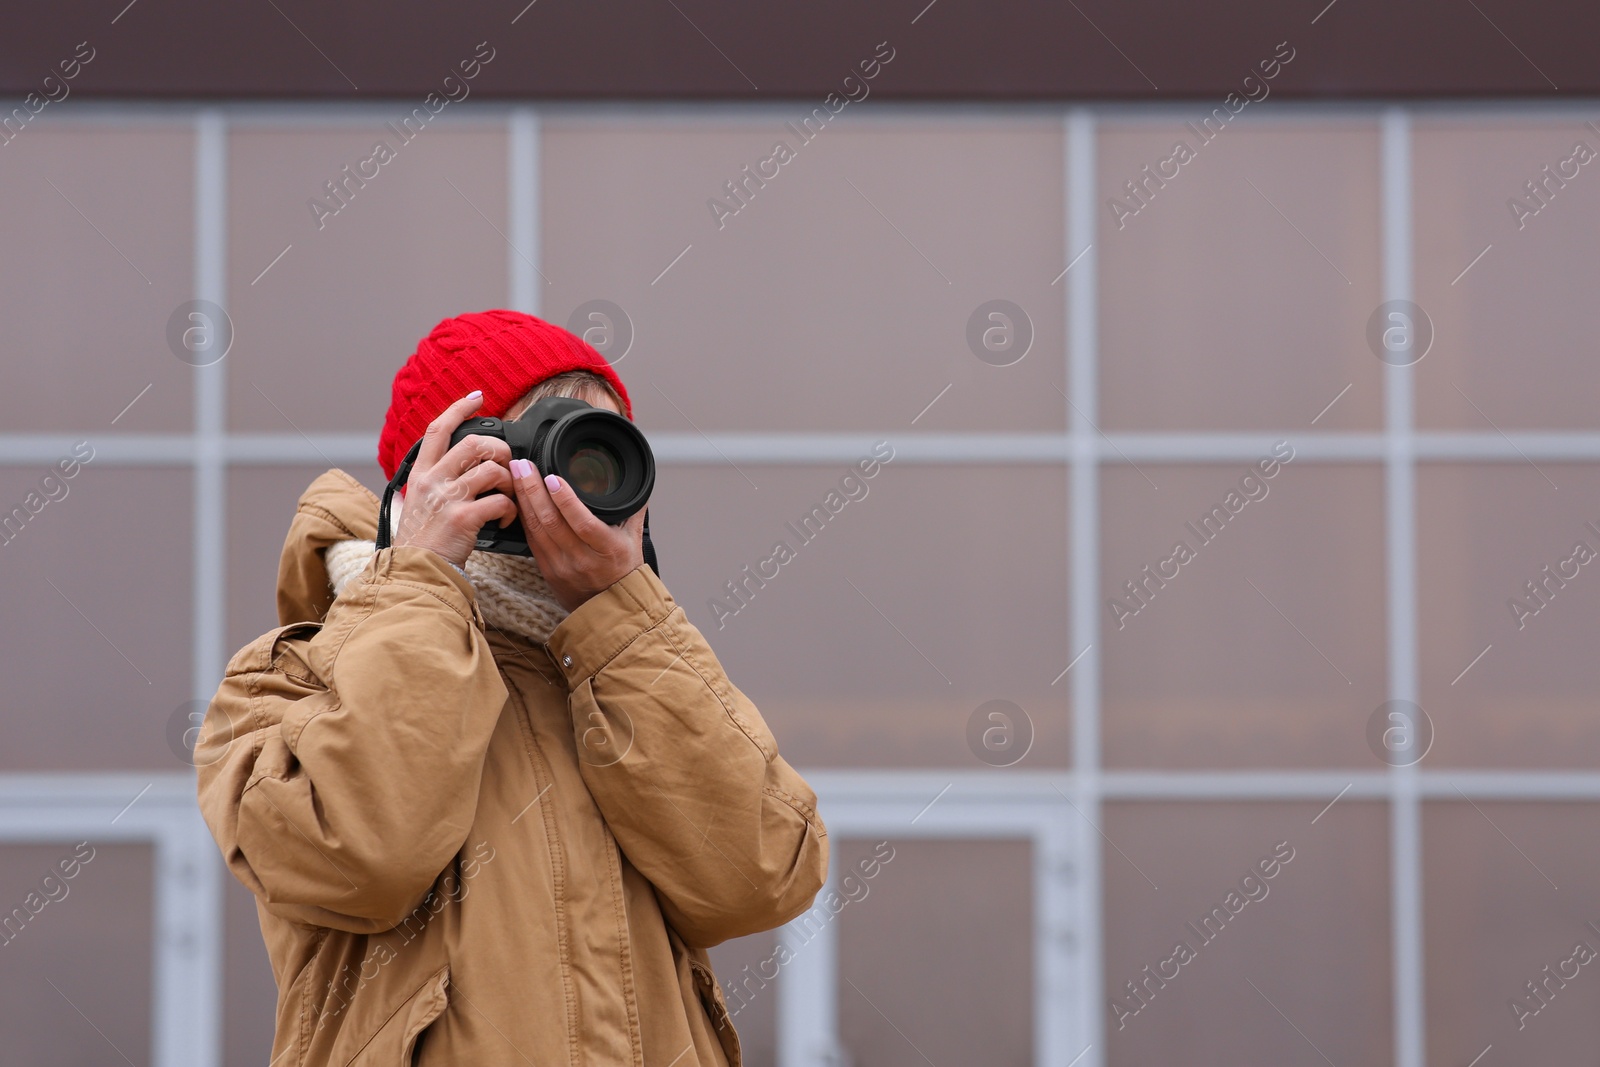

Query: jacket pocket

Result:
[689,956,742,1067]
[341,964,450,1067]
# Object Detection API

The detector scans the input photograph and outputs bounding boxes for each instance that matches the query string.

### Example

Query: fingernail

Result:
[510,458,532,479]
[544,474,561,493]
[465,389,483,401]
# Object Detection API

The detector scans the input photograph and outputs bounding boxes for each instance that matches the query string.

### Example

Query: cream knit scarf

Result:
[324,497,568,644]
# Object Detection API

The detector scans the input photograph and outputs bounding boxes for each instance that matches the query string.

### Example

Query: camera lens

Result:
[566,442,623,497]
[535,405,655,524]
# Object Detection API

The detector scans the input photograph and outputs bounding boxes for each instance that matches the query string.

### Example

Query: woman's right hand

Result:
[391,392,518,567]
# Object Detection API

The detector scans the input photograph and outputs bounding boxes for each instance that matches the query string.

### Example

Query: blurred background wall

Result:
[4,2,1600,1065]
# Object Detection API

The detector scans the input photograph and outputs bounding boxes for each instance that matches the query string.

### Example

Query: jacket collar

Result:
[275,469,382,627]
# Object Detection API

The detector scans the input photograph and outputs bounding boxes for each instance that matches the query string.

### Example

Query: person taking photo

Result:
[196,310,828,1066]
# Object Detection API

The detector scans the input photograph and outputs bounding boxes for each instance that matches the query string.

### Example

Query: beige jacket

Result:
[196,470,828,1066]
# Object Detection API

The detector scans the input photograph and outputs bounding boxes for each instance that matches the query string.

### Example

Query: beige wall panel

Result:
[543,119,1066,433]
[837,839,1032,1067]
[1417,463,1600,766]
[1101,462,1386,768]
[0,843,153,1066]
[223,873,278,1067]
[227,127,508,433]
[654,463,1070,769]
[227,463,386,653]
[706,931,779,1067]
[1424,802,1600,1064]
[1102,801,1391,1066]
[1098,121,1383,431]
[0,127,196,432]
[1414,121,1600,429]
[0,465,190,770]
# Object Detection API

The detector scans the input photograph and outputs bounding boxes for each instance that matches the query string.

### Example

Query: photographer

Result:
[196,310,827,1066]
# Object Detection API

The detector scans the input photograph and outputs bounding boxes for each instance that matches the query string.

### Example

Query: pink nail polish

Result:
[511,458,532,479]
[466,389,483,401]
[544,474,561,492]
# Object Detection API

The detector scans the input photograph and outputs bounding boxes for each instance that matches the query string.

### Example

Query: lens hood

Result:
[529,401,654,524]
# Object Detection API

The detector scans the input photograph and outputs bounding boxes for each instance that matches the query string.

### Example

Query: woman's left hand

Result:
[509,458,646,612]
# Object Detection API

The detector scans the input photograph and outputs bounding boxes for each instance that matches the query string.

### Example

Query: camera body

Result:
[448,396,655,556]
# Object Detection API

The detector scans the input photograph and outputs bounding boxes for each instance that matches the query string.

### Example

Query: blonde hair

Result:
[506,370,626,420]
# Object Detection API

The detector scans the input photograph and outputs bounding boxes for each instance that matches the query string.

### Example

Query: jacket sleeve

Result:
[196,546,508,933]
[546,565,829,948]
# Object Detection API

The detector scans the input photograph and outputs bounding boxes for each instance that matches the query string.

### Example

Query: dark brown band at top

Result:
[2,0,1594,100]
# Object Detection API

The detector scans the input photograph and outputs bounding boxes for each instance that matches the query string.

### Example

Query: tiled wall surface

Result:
[3,105,1598,1066]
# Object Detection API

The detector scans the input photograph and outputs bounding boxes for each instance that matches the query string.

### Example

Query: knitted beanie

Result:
[378,310,633,481]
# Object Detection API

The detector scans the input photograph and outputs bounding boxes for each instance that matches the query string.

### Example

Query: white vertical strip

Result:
[1065,107,1103,1067]
[166,107,226,1067]
[154,809,225,1067]
[1382,107,1426,1067]
[509,108,541,316]
[1034,813,1079,1067]
[192,110,228,700]
[776,869,842,1067]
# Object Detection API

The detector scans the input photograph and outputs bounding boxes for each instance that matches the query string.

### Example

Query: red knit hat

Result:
[378,310,633,480]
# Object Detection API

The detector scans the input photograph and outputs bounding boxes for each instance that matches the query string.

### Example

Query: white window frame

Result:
[0,774,221,1067]
[4,100,1600,1067]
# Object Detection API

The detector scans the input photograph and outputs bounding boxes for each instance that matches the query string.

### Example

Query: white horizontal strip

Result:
[1110,432,1600,462]
[11,769,1600,811]
[1414,770,1600,800]
[1,769,1594,843]
[225,433,372,464]
[1108,433,1381,461]
[803,770,1388,806]
[648,433,1068,463]
[1101,770,1600,801]
[0,773,197,806]
[0,434,205,465]
[0,773,199,840]
[21,100,1600,129]
[804,769,1600,804]
[0,432,1064,466]
[10,431,1600,467]
[1104,771,1391,800]
[1411,431,1600,459]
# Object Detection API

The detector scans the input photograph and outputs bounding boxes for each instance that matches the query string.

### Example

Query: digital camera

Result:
[448,396,655,554]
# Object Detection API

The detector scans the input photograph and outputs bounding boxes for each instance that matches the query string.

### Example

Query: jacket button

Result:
[562,655,573,667]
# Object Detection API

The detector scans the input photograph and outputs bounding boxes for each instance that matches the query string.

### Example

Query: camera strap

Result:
[373,438,658,577]
[373,440,420,553]
[641,515,658,577]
